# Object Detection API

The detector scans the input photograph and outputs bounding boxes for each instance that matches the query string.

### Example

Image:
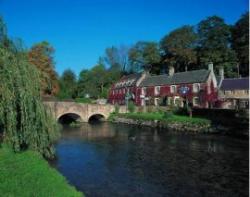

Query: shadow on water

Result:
[51,122,249,197]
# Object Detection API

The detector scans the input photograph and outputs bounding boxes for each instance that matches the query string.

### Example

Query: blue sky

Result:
[0,0,248,75]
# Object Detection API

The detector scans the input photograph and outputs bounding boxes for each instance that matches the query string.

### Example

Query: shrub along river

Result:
[50,122,248,197]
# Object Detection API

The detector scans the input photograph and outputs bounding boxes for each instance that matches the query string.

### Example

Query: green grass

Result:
[75,97,93,104]
[115,112,211,126]
[0,146,83,197]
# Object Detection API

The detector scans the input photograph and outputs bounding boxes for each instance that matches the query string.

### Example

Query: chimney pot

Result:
[169,66,175,76]
[208,62,213,72]
[219,67,224,79]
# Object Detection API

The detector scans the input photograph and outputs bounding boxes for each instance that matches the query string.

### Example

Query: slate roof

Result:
[140,69,210,87]
[220,78,249,90]
[115,73,143,88]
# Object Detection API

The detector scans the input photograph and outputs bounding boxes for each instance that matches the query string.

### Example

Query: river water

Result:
[51,122,249,197]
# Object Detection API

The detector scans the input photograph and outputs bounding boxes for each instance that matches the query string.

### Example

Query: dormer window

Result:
[155,86,160,95]
[193,83,200,93]
[170,85,176,93]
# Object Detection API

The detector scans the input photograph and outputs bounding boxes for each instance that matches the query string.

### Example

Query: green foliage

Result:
[57,69,77,99]
[128,41,161,72]
[77,63,120,99]
[116,112,210,126]
[75,97,93,104]
[0,46,59,158]
[128,101,136,113]
[0,147,82,196]
[232,12,249,77]
[114,104,120,114]
[197,16,238,77]
[160,25,198,72]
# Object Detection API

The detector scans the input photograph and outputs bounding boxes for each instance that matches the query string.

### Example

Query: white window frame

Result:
[170,85,176,93]
[154,98,160,106]
[193,83,200,93]
[141,87,147,95]
[155,86,161,95]
[193,97,199,106]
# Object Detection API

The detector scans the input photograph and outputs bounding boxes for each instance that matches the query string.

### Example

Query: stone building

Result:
[218,78,249,109]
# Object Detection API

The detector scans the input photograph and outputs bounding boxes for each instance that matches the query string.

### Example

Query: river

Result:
[51,122,249,197]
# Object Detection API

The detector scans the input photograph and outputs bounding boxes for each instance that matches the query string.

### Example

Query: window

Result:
[167,97,173,106]
[193,97,199,106]
[244,90,249,94]
[123,88,126,94]
[174,96,181,107]
[141,87,147,95]
[155,86,161,95]
[170,85,176,93]
[193,83,200,93]
[154,98,160,106]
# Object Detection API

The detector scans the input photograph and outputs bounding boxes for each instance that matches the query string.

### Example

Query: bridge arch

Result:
[88,113,106,123]
[57,113,83,124]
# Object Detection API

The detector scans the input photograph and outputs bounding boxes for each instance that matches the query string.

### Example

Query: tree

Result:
[160,25,198,72]
[197,16,238,77]
[0,43,58,159]
[77,63,120,99]
[77,65,107,99]
[0,16,7,45]
[128,41,161,73]
[232,12,249,77]
[58,69,77,99]
[28,41,59,96]
[103,45,129,73]
[0,17,59,158]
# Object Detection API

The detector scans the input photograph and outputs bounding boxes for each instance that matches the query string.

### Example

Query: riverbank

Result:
[109,112,212,133]
[0,146,83,197]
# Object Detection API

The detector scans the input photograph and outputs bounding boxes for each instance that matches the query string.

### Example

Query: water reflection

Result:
[53,122,249,197]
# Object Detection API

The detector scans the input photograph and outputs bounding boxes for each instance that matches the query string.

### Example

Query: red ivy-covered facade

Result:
[108,67,219,108]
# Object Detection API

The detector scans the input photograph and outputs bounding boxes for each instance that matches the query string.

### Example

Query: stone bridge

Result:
[43,101,127,122]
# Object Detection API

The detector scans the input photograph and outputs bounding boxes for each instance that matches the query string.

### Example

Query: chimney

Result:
[208,62,213,73]
[219,67,224,79]
[169,66,175,76]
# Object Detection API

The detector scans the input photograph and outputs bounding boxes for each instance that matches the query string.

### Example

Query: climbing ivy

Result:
[0,46,59,158]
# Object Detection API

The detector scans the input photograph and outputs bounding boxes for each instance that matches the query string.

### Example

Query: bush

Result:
[114,104,120,114]
[173,107,189,116]
[75,97,92,104]
[163,111,173,118]
[128,101,135,113]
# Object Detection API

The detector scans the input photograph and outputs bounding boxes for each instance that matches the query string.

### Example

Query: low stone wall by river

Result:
[113,117,212,133]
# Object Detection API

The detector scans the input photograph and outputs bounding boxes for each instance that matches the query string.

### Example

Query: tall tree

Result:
[197,16,237,77]
[103,45,129,73]
[128,41,161,73]
[232,12,249,77]
[28,41,59,96]
[77,65,108,99]
[160,25,198,72]
[58,69,77,99]
[0,40,58,159]
[0,16,7,45]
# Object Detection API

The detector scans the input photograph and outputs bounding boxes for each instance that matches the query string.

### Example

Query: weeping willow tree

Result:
[0,46,59,158]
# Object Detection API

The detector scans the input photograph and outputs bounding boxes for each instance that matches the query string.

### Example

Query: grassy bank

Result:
[111,112,211,126]
[0,146,83,197]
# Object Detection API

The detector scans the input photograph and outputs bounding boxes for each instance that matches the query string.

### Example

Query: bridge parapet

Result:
[43,101,126,122]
